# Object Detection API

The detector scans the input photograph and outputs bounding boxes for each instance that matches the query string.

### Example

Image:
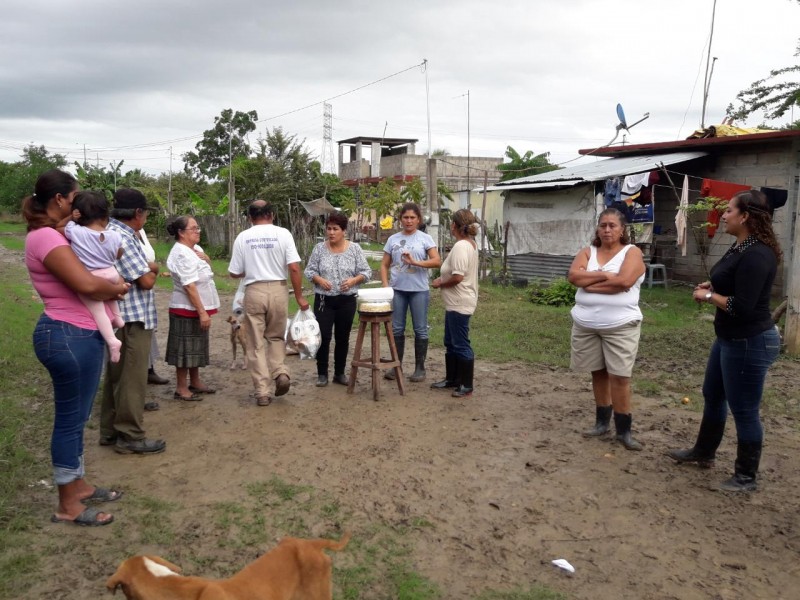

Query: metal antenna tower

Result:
[321,102,335,174]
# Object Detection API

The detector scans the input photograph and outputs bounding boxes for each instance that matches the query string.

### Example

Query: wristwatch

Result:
[704,291,713,302]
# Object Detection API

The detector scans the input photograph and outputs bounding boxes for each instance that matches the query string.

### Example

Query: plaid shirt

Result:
[108,219,158,330]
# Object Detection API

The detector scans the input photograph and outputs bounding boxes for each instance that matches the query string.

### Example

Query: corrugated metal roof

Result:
[579,129,800,157]
[490,151,707,190]
[486,179,585,192]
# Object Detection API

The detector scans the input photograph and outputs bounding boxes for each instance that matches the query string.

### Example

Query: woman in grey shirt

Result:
[304,212,372,386]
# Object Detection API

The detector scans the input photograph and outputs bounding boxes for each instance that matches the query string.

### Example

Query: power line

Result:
[257,60,426,124]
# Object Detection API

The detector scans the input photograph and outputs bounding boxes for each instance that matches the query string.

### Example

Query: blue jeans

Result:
[392,290,429,340]
[33,314,105,485]
[702,326,781,444]
[444,310,474,360]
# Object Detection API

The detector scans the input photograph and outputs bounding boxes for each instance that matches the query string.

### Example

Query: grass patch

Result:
[126,495,180,546]
[202,480,443,599]
[634,378,662,397]
[0,221,25,234]
[0,262,58,598]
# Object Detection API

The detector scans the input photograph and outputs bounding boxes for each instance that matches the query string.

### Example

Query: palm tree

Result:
[497,146,559,182]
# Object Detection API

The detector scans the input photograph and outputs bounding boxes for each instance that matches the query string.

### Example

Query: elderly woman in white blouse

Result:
[304,212,371,387]
[165,216,220,401]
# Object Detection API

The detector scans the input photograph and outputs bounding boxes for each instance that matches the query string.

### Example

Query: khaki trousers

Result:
[243,281,289,397]
[100,322,152,441]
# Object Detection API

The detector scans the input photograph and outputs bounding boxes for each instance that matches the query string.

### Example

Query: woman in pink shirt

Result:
[23,169,129,527]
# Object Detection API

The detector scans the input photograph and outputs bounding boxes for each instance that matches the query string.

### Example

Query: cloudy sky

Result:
[1,0,798,177]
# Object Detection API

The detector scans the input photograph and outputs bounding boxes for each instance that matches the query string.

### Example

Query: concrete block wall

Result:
[340,160,370,180]
[667,140,798,290]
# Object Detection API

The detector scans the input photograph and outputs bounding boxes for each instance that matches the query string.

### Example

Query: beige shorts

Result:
[570,320,641,377]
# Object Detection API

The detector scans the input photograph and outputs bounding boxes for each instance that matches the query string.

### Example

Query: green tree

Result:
[400,177,425,204]
[74,160,125,198]
[320,172,354,209]
[497,146,559,182]
[371,178,403,222]
[230,127,327,222]
[728,1,799,124]
[400,177,454,209]
[183,108,259,179]
[0,145,67,213]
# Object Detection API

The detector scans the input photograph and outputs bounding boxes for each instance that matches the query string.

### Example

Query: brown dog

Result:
[226,314,247,370]
[106,532,350,599]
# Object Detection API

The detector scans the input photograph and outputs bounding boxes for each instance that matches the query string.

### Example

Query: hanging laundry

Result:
[700,178,751,237]
[622,172,651,196]
[760,187,788,216]
[675,176,689,257]
[604,177,621,206]
[700,178,750,200]
[637,171,660,206]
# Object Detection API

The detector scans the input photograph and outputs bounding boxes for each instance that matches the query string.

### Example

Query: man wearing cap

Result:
[100,188,166,454]
[228,200,309,406]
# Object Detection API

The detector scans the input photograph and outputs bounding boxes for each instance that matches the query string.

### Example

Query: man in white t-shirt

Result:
[228,200,309,406]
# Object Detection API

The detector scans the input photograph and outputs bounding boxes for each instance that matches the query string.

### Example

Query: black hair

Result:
[326,212,349,231]
[248,200,275,220]
[399,202,422,221]
[732,189,782,261]
[73,191,109,226]
[22,169,78,232]
[166,215,193,240]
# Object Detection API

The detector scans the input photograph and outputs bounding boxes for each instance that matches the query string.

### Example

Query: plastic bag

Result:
[232,279,246,318]
[286,309,321,360]
[285,318,299,355]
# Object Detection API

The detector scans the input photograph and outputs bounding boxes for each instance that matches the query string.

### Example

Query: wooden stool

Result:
[347,312,405,401]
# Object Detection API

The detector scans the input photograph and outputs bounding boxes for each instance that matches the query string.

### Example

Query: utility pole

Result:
[467,89,470,195]
[83,144,87,166]
[480,170,488,279]
[167,146,173,215]
[110,160,118,191]
[423,58,431,159]
[227,124,237,256]
[321,102,334,174]
[786,184,800,355]
[700,0,718,128]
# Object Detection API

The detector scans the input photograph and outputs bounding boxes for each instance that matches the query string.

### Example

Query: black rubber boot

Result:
[718,441,762,492]
[431,354,458,389]
[614,412,643,451]
[667,418,726,469]
[409,338,428,382]
[385,335,404,380]
[583,405,613,437]
[451,358,474,398]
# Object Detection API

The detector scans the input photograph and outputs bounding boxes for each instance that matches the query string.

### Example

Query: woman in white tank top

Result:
[567,208,646,451]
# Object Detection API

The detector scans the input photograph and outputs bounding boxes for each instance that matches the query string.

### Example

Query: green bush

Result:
[527,278,576,307]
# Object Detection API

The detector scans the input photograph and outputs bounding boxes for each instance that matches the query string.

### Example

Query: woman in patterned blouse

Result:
[304,212,372,387]
[668,189,782,492]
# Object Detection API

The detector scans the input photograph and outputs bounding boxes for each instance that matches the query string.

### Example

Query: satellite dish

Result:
[616,103,628,130]
[605,104,650,147]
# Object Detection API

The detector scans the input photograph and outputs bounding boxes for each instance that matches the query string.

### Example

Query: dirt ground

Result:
[15,279,800,599]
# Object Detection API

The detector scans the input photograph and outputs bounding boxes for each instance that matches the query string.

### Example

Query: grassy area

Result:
[0,267,55,597]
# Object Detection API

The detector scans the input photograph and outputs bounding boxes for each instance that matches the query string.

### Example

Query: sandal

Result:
[82,487,123,504]
[51,506,114,527]
[256,395,272,407]
[173,392,202,401]
[188,385,216,394]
